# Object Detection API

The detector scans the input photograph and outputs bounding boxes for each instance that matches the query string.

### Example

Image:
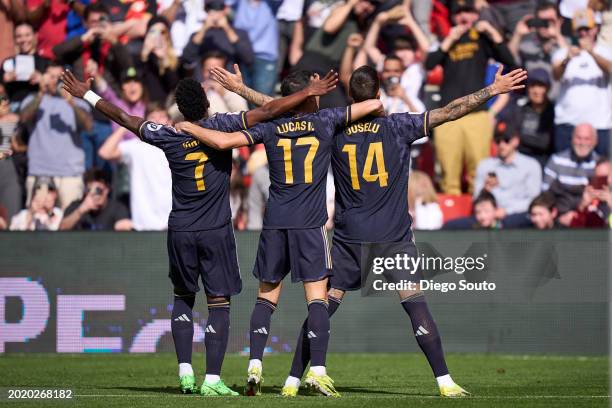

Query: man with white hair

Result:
[543,123,600,224]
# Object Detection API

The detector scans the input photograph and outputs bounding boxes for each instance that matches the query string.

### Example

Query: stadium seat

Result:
[437,194,473,223]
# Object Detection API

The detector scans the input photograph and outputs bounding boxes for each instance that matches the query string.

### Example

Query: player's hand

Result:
[490,65,527,95]
[306,70,338,97]
[60,70,93,99]
[210,64,244,93]
[175,121,198,135]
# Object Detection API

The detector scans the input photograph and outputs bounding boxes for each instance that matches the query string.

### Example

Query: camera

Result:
[383,76,400,89]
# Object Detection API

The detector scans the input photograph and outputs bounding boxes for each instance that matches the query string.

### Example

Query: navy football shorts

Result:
[330,234,422,291]
[167,222,242,297]
[252,226,332,283]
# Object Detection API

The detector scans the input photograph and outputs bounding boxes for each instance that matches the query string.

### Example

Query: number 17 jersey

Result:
[331,111,429,243]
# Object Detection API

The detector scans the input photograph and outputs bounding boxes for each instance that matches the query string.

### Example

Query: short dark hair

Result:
[175,78,209,121]
[14,21,34,33]
[349,65,380,102]
[529,191,556,213]
[202,50,227,65]
[84,3,110,20]
[84,169,111,186]
[384,54,404,67]
[535,2,558,16]
[473,190,497,209]
[280,70,312,97]
[145,102,166,117]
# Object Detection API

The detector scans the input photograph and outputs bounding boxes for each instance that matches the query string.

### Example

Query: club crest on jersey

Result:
[146,123,163,132]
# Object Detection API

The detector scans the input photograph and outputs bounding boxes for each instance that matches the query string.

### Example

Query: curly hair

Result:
[280,70,312,97]
[175,78,209,122]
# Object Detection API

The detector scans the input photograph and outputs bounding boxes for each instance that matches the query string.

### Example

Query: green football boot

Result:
[179,374,196,394]
[200,379,239,396]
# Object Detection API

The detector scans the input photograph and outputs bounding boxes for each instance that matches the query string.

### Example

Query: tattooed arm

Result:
[429,66,527,129]
[210,64,274,106]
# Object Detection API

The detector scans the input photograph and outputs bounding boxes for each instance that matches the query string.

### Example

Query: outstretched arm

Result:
[428,66,526,129]
[61,70,145,136]
[245,71,338,126]
[210,64,273,106]
[349,99,384,121]
[175,123,248,150]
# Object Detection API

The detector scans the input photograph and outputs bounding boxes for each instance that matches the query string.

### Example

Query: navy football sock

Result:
[306,299,331,368]
[289,295,341,378]
[171,293,196,365]
[204,298,231,376]
[249,297,277,361]
[401,293,449,377]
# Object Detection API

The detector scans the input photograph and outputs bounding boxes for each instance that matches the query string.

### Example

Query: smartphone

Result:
[590,175,608,189]
[527,18,548,29]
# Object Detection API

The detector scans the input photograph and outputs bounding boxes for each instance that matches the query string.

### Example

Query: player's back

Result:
[244,107,349,229]
[331,112,429,243]
[139,112,248,231]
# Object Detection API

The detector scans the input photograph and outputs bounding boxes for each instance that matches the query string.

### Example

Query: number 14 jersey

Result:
[331,112,429,243]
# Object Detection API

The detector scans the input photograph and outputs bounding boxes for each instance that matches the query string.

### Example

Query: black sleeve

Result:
[181,34,203,66]
[52,36,84,64]
[425,48,446,70]
[113,201,131,223]
[233,29,255,66]
[485,38,516,67]
[63,200,82,218]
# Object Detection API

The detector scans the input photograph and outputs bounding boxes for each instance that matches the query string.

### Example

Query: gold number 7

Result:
[184,152,209,191]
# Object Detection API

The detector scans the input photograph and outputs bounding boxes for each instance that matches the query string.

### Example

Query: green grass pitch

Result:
[0,353,608,407]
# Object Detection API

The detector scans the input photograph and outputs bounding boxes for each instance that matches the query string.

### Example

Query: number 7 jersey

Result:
[331,111,430,243]
[138,112,249,231]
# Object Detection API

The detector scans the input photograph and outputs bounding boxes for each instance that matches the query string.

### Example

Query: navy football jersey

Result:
[242,107,350,229]
[139,111,248,231]
[331,112,429,242]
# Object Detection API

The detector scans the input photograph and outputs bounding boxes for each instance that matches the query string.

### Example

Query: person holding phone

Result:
[60,169,132,231]
[571,158,611,227]
[508,2,568,79]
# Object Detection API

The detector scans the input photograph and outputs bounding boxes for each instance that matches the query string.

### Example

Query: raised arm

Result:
[428,66,526,129]
[349,99,384,121]
[245,72,338,125]
[175,123,249,150]
[210,64,274,106]
[60,70,144,136]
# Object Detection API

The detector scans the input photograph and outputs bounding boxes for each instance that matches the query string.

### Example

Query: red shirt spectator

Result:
[27,0,69,60]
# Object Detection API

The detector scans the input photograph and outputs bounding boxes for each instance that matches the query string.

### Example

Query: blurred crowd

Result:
[0,0,610,232]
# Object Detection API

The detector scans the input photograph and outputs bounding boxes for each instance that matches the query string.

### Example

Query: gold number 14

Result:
[342,142,388,190]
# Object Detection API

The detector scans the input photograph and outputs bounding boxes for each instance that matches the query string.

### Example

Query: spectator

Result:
[246,148,269,230]
[0,85,21,219]
[10,179,63,231]
[98,105,172,231]
[60,169,132,231]
[157,0,206,56]
[182,0,254,69]
[230,159,247,229]
[529,191,560,229]
[508,2,567,94]
[201,52,248,114]
[276,0,305,73]
[19,62,92,209]
[425,0,515,194]
[1,22,50,110]
[53,3,132,94]
[488,0,535,34]
[572,157,611,227]
[543,123,599,222]
[474,120,542,218]
[552,8,612,155]
[0,0,26,63]
[499,68,555,167]
[473,190,502,229]
[408,170,443,230]
[591,0,611,48]
[26,0,69,60]
[233,0,279,97]
[139,16,180,105]
[95,67,146,141]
